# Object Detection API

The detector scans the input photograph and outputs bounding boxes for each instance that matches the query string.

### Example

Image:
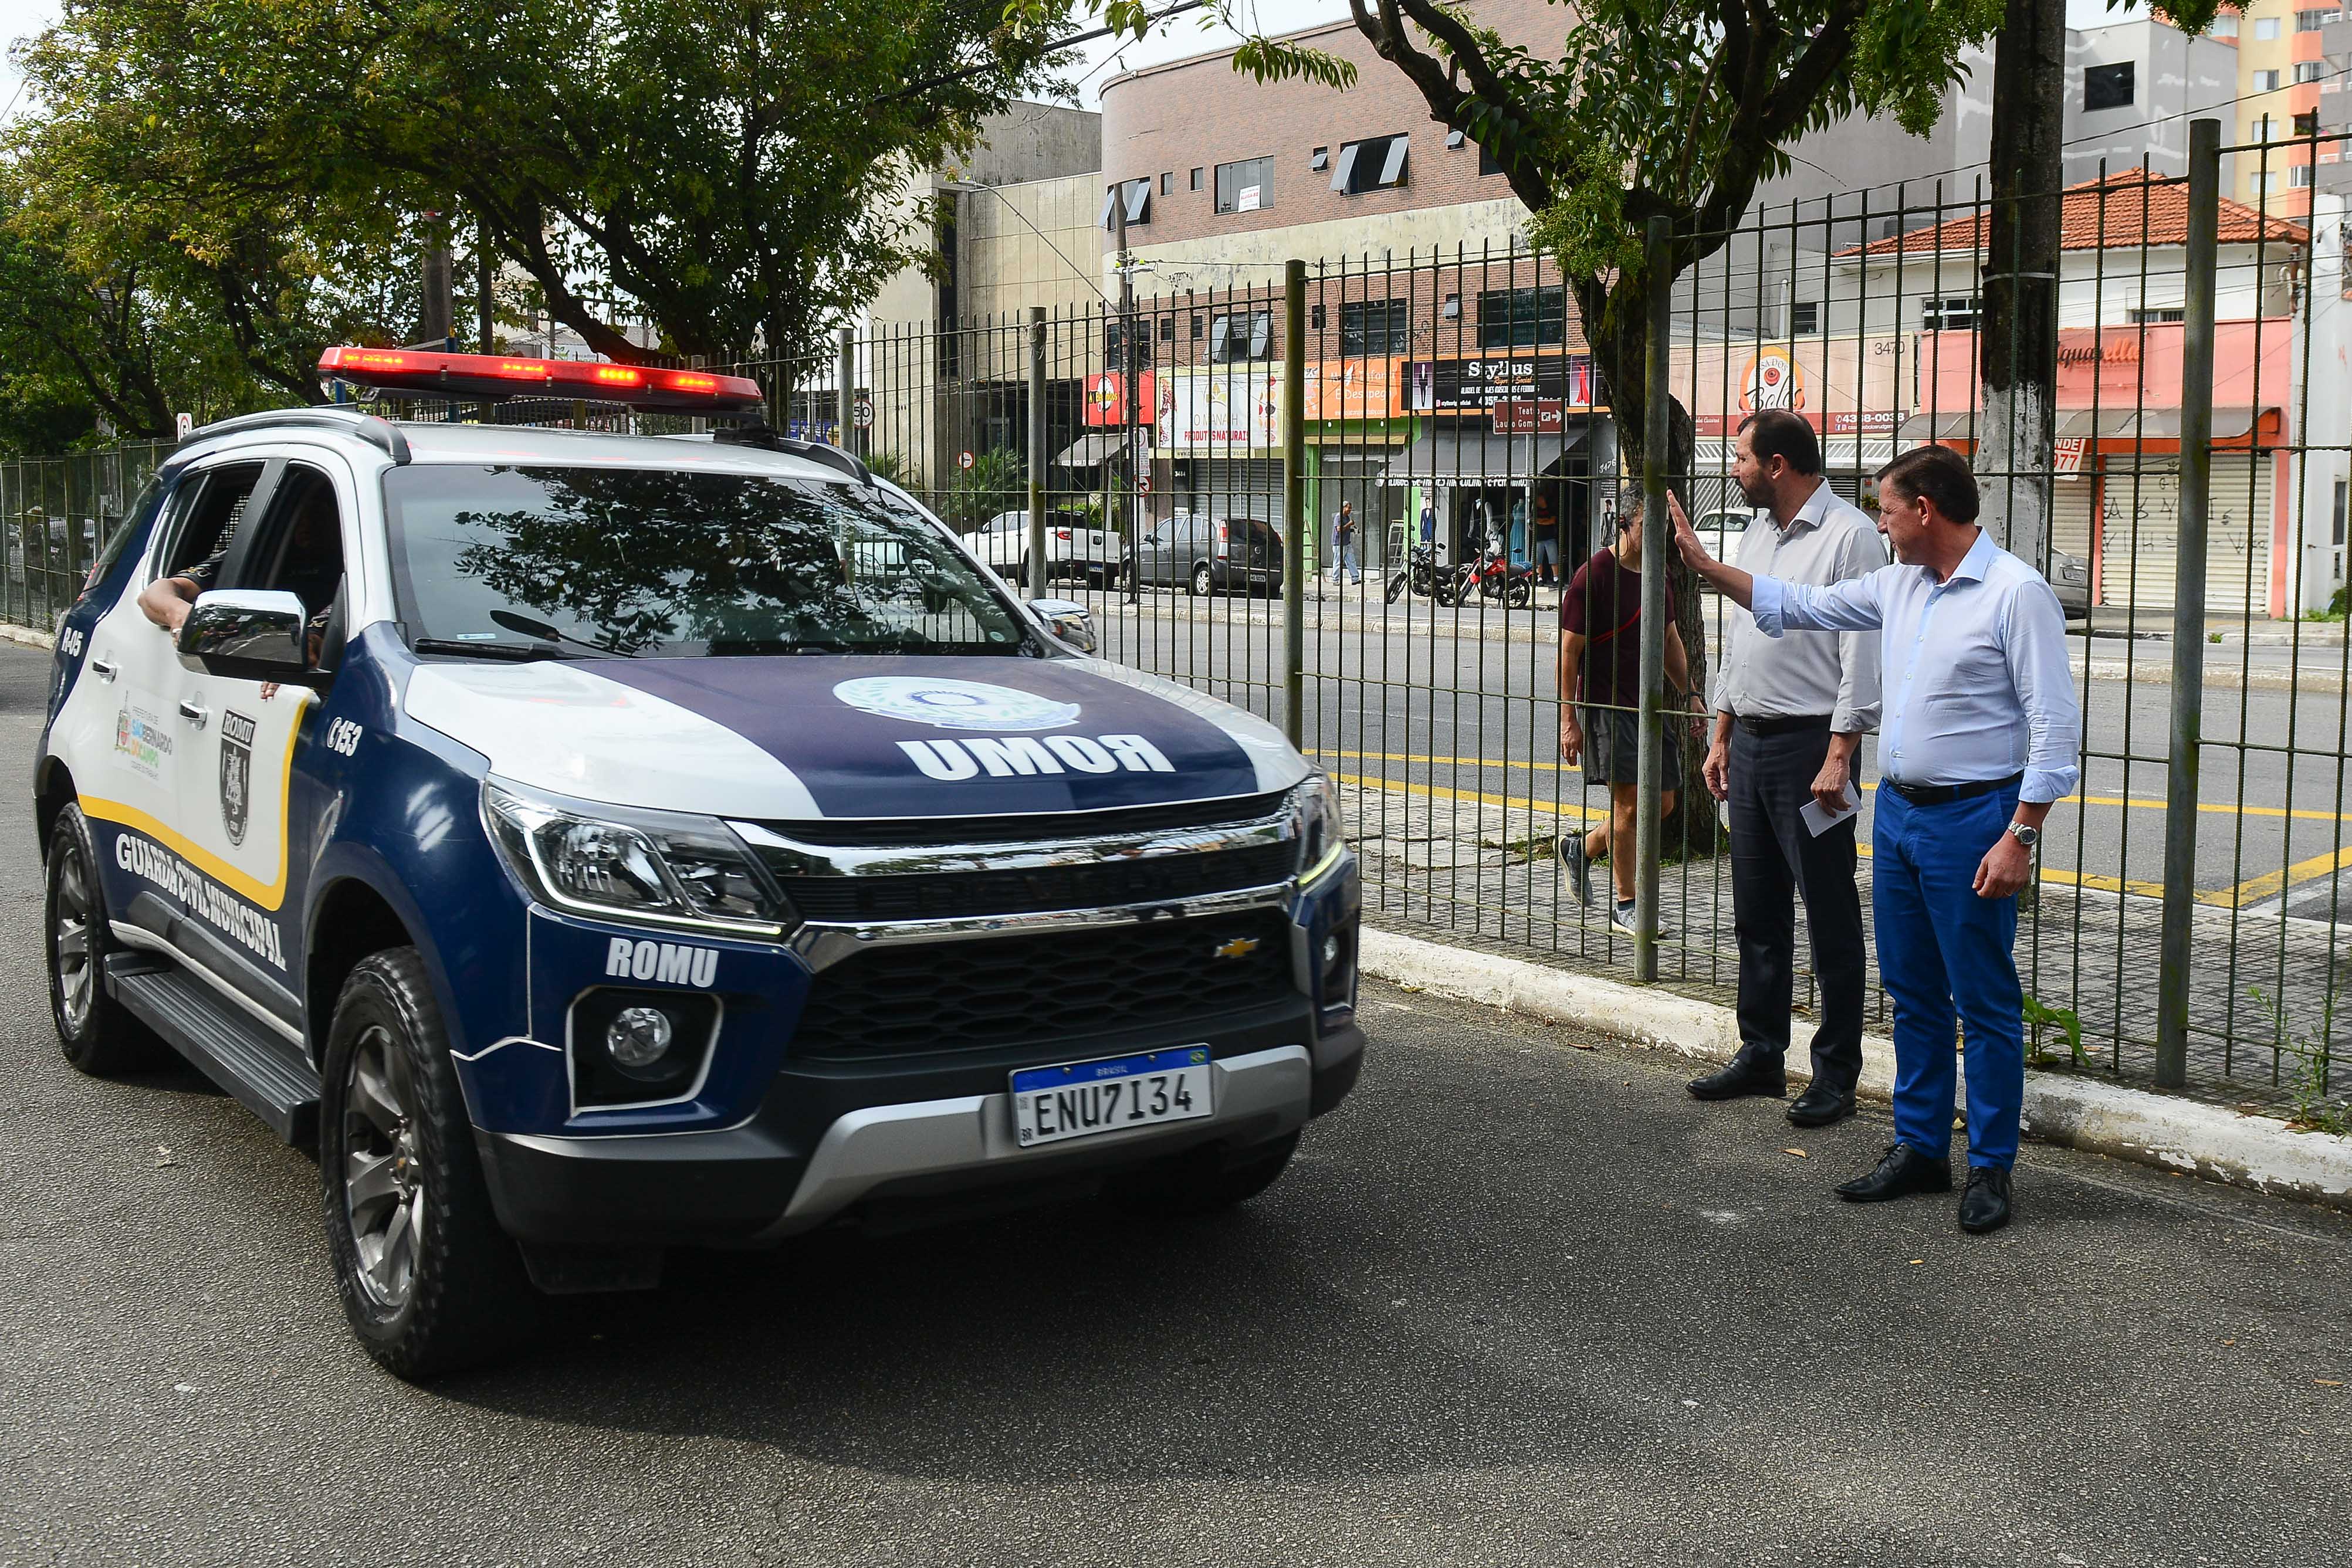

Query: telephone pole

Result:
[1978,0,2065,569]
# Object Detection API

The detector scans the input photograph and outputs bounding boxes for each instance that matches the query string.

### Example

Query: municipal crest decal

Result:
[218,709,258,848]
[832,676,1080,732]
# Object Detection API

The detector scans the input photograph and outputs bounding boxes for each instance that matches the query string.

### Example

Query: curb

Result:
[1,624,56,652]
[1359,925,2352,1213]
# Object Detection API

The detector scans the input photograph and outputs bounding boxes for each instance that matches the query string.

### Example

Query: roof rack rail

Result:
[182,408,413,466]
[713,422,874,487]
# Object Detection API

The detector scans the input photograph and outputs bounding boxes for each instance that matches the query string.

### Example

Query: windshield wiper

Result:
[412,639,582,662]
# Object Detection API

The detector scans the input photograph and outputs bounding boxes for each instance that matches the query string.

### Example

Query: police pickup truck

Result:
[33,348,1362,1380]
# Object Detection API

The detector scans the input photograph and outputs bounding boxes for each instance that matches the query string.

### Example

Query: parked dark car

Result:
[1133,514,1284,595]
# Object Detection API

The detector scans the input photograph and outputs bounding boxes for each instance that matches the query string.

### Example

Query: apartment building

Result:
[2222,2,2344,216]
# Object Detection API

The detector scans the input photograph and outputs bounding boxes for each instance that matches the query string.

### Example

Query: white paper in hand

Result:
[1800,781,1863,838]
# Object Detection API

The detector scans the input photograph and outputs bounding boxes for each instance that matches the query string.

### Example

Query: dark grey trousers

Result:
[1727,723,1867,1093]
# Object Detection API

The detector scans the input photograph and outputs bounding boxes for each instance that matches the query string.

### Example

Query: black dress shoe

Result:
[1687,1055,1787,1102]
[1835,1143,1952,1203]
[1958,1165,2013,1233]
[1786,1082,1857,1128]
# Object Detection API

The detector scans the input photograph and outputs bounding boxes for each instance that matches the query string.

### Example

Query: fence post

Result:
[1633,217,1674,981]
[1283,260,1308,750]
[1027,307,1048,600]
[2156,118,2221,1091]
[835,327,855,453]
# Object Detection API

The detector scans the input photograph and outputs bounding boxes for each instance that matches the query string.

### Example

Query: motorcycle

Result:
[1437,546,1537,609]
[1383,541,1441,604]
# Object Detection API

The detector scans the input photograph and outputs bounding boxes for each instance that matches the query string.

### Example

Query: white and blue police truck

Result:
[33,348,1362,1379]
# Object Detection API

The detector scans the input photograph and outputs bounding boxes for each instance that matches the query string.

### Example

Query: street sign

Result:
[175,412,194,441]
[958,450,974,470]
[1137,475,1152,495]
[851,397,874,430]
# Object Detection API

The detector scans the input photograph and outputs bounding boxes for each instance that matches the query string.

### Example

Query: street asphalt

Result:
[1,640,2350,1565]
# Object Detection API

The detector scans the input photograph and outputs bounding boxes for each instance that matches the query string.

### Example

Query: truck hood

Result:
[402,653,1307,820]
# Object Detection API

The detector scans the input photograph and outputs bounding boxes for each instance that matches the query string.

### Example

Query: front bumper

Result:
[475,1004,1365,1248]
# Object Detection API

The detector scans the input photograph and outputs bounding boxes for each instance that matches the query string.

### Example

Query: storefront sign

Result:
[1403,354,1596,413]
[1677,336,1907,436]
[1301,358,1398,422]
[1157,368,1283,452]
[1082,371,1158,427]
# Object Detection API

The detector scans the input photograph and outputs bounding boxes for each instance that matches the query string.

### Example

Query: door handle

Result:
[177,698,209,729]
[89,658,119,682]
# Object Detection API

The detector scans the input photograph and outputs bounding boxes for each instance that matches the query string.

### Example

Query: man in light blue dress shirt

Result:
[1671,445,2082,1234]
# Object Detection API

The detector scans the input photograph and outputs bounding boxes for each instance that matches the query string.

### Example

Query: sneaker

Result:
[1557,832,1594,907]
[1609,901,1675,941]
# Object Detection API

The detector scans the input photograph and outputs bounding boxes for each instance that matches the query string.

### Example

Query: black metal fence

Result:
[6,127,2343,1113]
[2,442,172,631]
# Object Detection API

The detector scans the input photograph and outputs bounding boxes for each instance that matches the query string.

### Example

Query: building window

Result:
[2255,69,2283,92]
[2214,13,2239,36]
[2084,62,2134,112]
[1190,313,1204,341]
[1103,320,1149,370]
[1921,295,1979,331]
[1340,299,1410,355]
[1159,314,1178,343]
[2297,9,2341,31]
[1099,179,1150,230]
[2334,478,2348,546]
[2256,16,2282,39]
[1214,156,1274,215]
[1160,171,1172,195]
[2252,170,2286,195]
[2297,110,2321,135]
[1477,285,1566,348]
[1444,128,1465,149]
[2128,307,2185,323]
[1309,146,1329,172]
[2296,60,2327,83]
[1331,134,1408,195]
[2293,163,2317,187]
[1310,303,1326,330]
[1209,311,1273,362]
[1789,301,1820,334]
[1190,167,1204,191]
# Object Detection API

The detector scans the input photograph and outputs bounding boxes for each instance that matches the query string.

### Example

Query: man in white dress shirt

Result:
[1682,411,1884,1130]
[1672,445,2082,1235]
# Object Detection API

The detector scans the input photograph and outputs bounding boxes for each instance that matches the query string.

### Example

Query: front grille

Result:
[752,790,1287,848]
[791,910,1294,1060]
[779,841,1295,923]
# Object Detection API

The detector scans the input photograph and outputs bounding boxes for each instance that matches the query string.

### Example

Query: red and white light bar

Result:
[319,346,766,413]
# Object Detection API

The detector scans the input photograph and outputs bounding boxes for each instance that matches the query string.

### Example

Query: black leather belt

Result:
[1734,713,1832,737]
[1883,771,2023,807]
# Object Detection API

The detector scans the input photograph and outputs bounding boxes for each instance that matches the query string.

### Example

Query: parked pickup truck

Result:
[971,509,1125,588]
[33,348,1363,1380]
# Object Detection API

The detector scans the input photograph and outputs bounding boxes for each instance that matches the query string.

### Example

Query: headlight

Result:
[1290,773,1346,879]
[482,781,792,935]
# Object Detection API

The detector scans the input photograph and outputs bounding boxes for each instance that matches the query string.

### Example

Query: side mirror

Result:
[177,589,311,680]
[1028,597,1097,655]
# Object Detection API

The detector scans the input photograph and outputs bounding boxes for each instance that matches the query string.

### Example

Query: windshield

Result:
[382,463,1029,658]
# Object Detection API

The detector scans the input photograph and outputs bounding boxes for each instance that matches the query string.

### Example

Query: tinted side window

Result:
[160,463,269,583]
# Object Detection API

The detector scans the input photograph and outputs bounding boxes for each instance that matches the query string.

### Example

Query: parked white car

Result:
[970,510,1124,587]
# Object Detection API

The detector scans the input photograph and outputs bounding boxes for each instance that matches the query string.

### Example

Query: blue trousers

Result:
[1872,785,2026,1168]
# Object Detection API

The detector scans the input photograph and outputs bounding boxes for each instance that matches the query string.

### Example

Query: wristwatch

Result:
[2006,821,2041,849]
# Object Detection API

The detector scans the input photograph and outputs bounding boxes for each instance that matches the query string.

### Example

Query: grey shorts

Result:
[1578,706,1684,790]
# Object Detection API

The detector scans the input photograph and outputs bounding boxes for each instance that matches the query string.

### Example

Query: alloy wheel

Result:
[51,842,94,1033]
[343,1027,426,1312]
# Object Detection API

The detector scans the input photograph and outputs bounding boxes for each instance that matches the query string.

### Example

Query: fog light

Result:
[606,1005,674,1068]
[1323,934,1341,968]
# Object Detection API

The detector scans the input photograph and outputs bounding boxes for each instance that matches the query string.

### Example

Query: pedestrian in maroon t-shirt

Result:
[1556,501,1700,935]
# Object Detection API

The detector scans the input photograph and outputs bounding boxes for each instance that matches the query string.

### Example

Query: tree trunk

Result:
[1978,0,2066,566]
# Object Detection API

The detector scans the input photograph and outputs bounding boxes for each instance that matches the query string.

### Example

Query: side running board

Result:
[107,955,322,1145]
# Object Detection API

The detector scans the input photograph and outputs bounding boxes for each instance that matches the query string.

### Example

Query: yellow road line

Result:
[1315,749,2349,824]
[1328,770,2225,904]
[2222,845,2352,909]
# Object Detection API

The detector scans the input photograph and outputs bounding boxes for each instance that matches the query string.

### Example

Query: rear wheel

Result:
[1505,578,1534,609]
[1109,1132,1301,1217]
[1189,562,1213,597]
[46,804,158,1076]
[321,947,535,1380]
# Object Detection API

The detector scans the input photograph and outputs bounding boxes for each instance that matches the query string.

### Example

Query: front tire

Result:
[320,947,534,1380]
[1189,562,1213,597]
[1109,1132,1301,1217]
[46,804,158,1076]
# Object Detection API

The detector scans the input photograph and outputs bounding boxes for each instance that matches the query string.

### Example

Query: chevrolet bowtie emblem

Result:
[1213,937,1261,960]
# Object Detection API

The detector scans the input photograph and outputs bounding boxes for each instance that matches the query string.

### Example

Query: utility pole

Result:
[419,208,454,350]
[1978,0,2065,568]
[1115,184,1142,603]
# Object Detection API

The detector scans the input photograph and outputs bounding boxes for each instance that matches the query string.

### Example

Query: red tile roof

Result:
[1840,168,2309,258]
